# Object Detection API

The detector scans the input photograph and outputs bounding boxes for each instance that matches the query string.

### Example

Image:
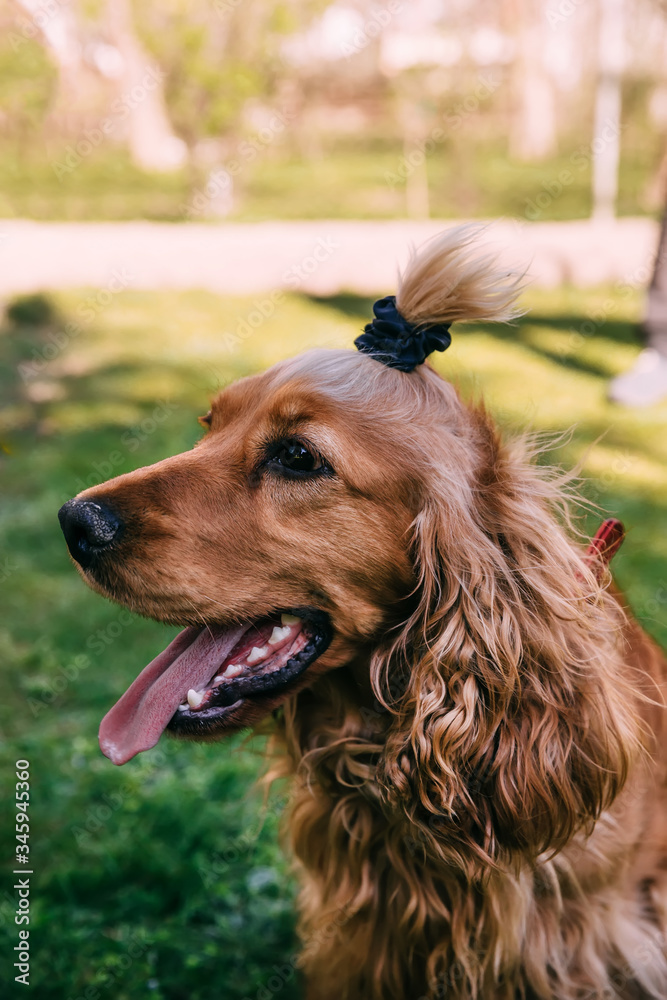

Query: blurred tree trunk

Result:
[14,0,184,170]
[509,0,557,160]
[643,194,667,354]
[644,138,667,209]
[592,0,625,219]
[13,0,96,133]
[404,140,430,219]
[106,0,186,172]
[396,85,431,219]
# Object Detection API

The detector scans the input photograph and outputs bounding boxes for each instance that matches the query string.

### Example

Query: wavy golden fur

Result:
[66,227,667,999]
[273,363,667,999]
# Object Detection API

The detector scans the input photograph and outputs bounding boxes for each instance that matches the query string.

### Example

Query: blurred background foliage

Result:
[1,1,667,998]
[0,0,666,221]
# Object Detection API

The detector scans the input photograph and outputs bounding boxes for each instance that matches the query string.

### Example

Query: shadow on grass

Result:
[0,298,246,498]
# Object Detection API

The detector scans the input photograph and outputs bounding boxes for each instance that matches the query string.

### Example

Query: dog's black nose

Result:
[58,499,122,568]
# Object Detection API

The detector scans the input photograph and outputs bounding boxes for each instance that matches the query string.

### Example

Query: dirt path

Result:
[0,218,658,297]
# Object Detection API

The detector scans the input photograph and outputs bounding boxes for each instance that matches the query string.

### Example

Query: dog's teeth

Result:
[222,663,243,679]
[247,645,269,664]
[281,614,301,626]
[268,625,291,645]
[212,675,224,685]
[187,688,205,709]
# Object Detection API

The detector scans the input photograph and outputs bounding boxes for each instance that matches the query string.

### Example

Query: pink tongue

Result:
[99,624,247,765]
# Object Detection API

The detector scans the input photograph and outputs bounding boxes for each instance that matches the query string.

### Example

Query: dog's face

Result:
[59,351,425,763]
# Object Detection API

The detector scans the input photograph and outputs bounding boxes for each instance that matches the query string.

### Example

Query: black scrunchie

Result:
[353,295,452,373]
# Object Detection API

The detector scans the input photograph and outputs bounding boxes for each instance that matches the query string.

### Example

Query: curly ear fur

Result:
[265,228,659,1000]
[374,410,642,874]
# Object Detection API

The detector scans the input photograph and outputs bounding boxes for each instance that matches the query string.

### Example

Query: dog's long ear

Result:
[374,422,641,873]
[369,228,639,874]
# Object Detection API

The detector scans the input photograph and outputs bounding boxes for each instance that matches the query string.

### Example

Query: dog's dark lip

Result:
[166,609,332,738]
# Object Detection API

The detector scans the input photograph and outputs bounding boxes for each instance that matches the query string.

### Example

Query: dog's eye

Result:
[269,439,326,476]
[275,441,318,472]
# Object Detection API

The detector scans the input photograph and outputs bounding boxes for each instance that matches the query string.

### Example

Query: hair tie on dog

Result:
[354,295,452,373]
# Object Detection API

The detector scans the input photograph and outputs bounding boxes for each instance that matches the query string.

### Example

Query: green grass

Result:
[0,147,192,223]
[0,132,661,222]
[0,286,666,999]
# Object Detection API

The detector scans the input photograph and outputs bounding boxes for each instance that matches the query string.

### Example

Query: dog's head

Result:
[60,349,429,757]
[59,228,638,869]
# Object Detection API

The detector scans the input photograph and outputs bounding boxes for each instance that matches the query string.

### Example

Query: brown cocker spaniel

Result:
[59,228,667,1000]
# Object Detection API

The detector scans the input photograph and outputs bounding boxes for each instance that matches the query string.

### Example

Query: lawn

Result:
[0,284,666,1000]
[0,133,660,223]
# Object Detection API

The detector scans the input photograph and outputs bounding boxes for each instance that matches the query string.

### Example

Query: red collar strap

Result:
[583,518,625,580]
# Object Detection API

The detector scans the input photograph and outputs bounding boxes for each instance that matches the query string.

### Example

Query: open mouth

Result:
[98,609,331,765]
